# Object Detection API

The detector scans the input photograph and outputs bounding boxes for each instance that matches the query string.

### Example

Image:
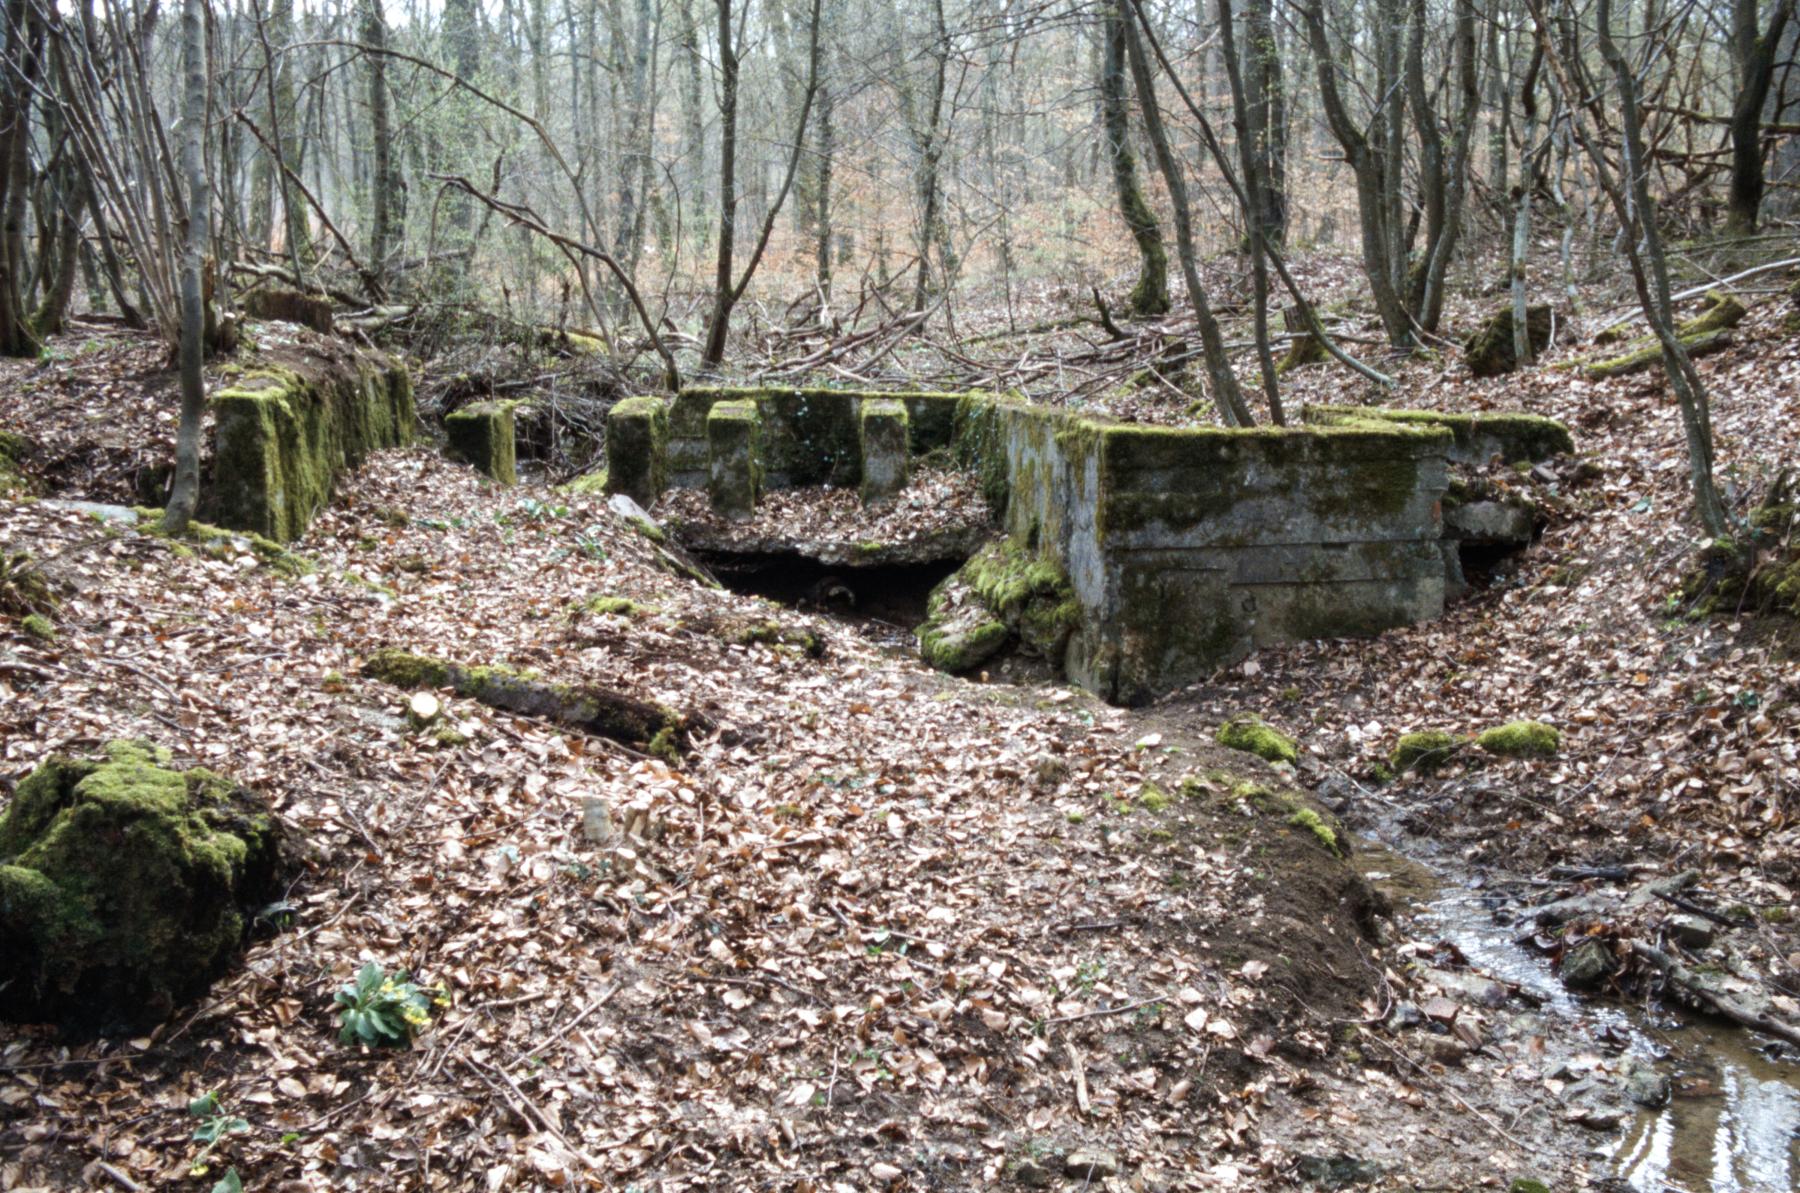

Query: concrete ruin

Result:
[605,387,1572,704]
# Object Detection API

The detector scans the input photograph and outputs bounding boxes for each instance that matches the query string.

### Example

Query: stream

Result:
[1383,850,1800,1191]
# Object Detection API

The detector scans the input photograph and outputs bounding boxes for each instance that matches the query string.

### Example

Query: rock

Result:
[0,742,285,1031]
[1389,1000,1424,1028]
[868,1161,903,1184]
[1216,716,1299,765]
[1622,1058,1671,1108]
[1560,939,1618,990]
[1532,891,1614,926]
[1012,1158,1056,1187]
[1476,720,1560,759]
[1462,303,1553,377]
[1444,500,1536,548]
[1421,966,1507,1008]
[580,797,614,845]
[38,499,140,524]
[1666,913,1716,950]
[1064,1149,1118,1180]
[1293,1153,1384,1188]
[1391,730,1460,775]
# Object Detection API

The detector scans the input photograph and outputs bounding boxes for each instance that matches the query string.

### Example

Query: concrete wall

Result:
[612,386,1569,705]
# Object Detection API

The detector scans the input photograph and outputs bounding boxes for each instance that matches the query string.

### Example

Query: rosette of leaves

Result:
[334,961,444,1046]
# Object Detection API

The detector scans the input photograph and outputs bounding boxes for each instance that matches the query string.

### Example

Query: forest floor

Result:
[0,257,1797,1192]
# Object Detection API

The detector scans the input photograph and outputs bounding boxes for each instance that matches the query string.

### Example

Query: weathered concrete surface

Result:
[612,385,1572,705]
[707,400,762,519]
[858,400,909,504]
[603,396,669,508]
[445,400,518,485]
[209,348,414,541]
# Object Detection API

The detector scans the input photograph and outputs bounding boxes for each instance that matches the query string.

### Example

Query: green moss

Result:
[1509,1181,1551,1193]
[363,648,452,689]
[647,726,679,763]
[0,429,33,496]
[602,395,669,505]
[1391,730,1459,774]
[919,612,1008,673]
[445,401,519,485]
[1138,783,1171,813]
[627,515,666,544]
[0,742,283,1030]
[136,509,316,576]
[724,620,824,657]
[580,595,651,618]
[1476,720,1561,758]
[1302,405,1573,464]
[1286,807,1342,855]
[19,613,55,642]
[561,469,610,495]
[1462,304,1551,377]
[1580,293,1747,379]
[1216,716,1299,765]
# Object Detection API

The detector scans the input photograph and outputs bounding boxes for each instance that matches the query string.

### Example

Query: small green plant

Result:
[334,961,445,1046]
[188,1090,249,1179]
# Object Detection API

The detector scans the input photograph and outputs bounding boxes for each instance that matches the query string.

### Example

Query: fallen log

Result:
[362,647,693,759]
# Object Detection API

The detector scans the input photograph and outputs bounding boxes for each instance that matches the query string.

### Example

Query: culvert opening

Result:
[694,549,965,638]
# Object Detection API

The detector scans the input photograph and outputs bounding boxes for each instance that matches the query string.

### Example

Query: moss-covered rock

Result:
[1476,720,1560,758]
[1391,730,1459,774]
[135,509,316,577]
[1462,303,1552,377]
[0,551,56,616]
[0,742,284,1031]
[19,613,55,642]
[1216,716,1299,765]
[915,540,1079,675]
[445,400,519,485]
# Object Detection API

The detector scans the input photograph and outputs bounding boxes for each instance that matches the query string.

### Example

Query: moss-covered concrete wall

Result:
[638,384,1570,705]
[207,349,414,542]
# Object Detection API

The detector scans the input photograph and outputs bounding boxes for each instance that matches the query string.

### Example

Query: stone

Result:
[1462,303,1552,377]
[0,742,285,1031]
[1293,1154,1384,1188]
[916,573,1009,674]
[1622,1058,1671,1108]
[1560,939,1617,989]
[1216,717,1299,765]
[1064,1149,1118,1180]
[1389,1000,1424,1028]
[603,396,669,508]
[706,400,762,520]
[1391,731,1459,774]
[444,400,518,485]
[1012,1159,1056,1187]
[1477,720,1560,759]
[1444,499,1535,547]
[858,399,910,504]
[38,499,139,524]
[1667,913,1716,950]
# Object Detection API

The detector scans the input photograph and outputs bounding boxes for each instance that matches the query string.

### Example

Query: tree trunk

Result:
[700,0,740,367]
[1725,0,1792,234]
[164,0,211,536]
[0,0,43,357]
[1103,0,1168,317]
[362,0,398,281]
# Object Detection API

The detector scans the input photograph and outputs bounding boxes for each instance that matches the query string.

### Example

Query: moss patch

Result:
[0,742,284,1031]
[19,613,55,642]
[1287,807,1342,855]
[1216,716,1299,765]
[135,509,316,577]
[915,540,1078,675]
[1476,720,1560,759]
[1580,292,1747,379]
[1391,730,1459,774]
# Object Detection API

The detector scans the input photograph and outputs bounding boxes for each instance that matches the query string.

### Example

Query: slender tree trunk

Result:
[1239,0,1286,245]
[0,0,43,357]
[700,0,740,366]
[362,0,398,280]
[1217,0,1283,421]
[1103,0,1168,317]
[165,0,211,535]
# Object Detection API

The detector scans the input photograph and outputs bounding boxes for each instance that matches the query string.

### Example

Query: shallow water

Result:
[1423,883,1800,1192]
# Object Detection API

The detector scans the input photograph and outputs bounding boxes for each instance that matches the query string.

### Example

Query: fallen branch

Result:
[1630,940,1800,1048]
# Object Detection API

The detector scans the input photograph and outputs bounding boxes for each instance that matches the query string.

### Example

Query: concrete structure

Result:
[605,386,1572,704]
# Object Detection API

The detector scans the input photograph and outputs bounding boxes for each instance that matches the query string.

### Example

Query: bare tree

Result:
[163,0,209,534]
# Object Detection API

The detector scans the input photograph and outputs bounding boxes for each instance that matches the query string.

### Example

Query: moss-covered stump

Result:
[915,541,1079,675]
[362,648,690,757]
[209,350,415,541]
[444,400,519,485]
[706,400,763,520]
[1477,720,1560,758]
[1680,485,1800,620]
[1216,716,1300,765]
[241,286,335,334]
[1581,292,1747,379]
[1462,303,1552,377]
[0,742,284,1031]
[1275,305,1328,375]
[603,396,669,508]
[858,399,909,504]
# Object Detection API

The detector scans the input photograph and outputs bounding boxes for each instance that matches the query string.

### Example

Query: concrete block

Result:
[858,399,909,503]
[603,395,669,508]
[707,400,762,519]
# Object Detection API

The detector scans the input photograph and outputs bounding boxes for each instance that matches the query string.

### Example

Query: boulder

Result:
[0,742,284,1031]
[1463,303,1552,377]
